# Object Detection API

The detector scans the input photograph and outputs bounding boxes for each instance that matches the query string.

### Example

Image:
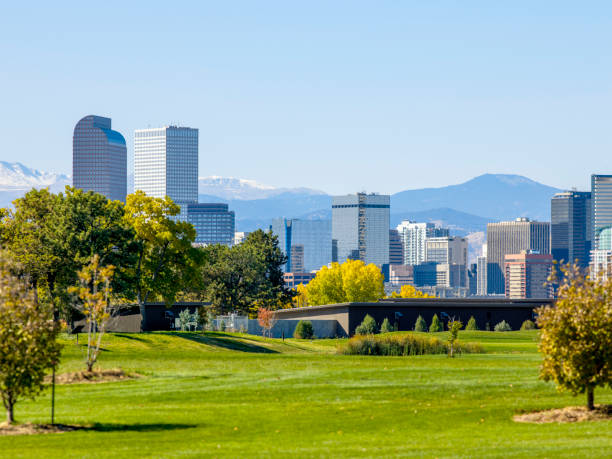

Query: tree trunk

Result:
[139,301,147,332]
[6,403,14,424]
[587,387,594,410]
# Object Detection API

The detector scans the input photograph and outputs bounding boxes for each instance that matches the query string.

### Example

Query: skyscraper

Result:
[332,193,390,267]
[551,191,591,267]
[504,251,553,299]
[476,254,487,296]
[134,126,198,219]
[591,175,612,251]
[425,236,468,287]
[396,221,449,266]
[271,219,332,273]
[487,218,550,295]
[73,115,127,201]
[388,229,403,265]
[187,203,235,246]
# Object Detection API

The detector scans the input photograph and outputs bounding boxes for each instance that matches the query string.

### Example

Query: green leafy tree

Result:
[355,314,378,335]
[537,263,612,410]
[388,284,434,298]
[306,260,384,306]
[380,317,393,333]
[123,191,201,330]
[447,319,463,358]
[429,314,443,332]
[465,316,478,330]
[0,254,61,424]
[414,315,427,332]
[520,319,536,330]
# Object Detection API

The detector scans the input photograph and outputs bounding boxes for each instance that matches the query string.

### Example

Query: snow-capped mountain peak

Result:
[198,176,325,200]
[0,161,70,191]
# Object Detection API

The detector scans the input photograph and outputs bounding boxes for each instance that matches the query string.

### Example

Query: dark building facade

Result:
[275,298,552,336]
[389,229,403,265]
[73,115,127,202]
[487,218,550,295]
[551,191,591,267]
[187,203,235,246]
[592,175,612,251]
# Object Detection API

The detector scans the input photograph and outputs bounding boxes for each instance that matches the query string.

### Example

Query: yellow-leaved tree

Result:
[388,284,434,298]
[305,260,384,306]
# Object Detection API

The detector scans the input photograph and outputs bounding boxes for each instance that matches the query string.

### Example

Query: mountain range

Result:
[0,162,564,254]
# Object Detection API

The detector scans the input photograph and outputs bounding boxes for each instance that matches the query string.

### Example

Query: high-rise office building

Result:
[590,248,612,281]
[187,203,235,246]
[389,229,403,265]
[592,175,612,251]
[487,218,550,294]
[396,221,449,266]
[426,236,468,287]
[134,126,198,219]
[476,255,487,296]
[504,251,553,299]
[73,115,127,202]
[271,219,332,273]
[468,263,478,296]
[332,193,390,267]
[551,191,591,267]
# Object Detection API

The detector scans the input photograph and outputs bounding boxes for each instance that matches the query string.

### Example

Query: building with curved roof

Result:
[73,115,127,202]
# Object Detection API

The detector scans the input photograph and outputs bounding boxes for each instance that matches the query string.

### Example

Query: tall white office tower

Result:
[134,126,198,220]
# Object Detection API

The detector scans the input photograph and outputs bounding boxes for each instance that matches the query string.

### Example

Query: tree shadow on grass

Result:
[171,332,279,354]
[114,334,151,343]
[89,423,197,433]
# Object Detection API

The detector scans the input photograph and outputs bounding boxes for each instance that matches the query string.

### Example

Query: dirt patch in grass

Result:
[513,405,612,423]
[0,423,83,436]
[45,368,138,384]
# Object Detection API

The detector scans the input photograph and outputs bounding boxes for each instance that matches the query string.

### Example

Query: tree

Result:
[429,314,443,332]
[293,283,309,308]
[414,315,427,332]
[494,320,512,332]
[294,320,314,339]
[465,316,478,330]
[0,254,61,424]
[380,317,393,333]
[355,314,378,335]
[257,307,277,337]
[68,255,115,372]
[389,285,434,298]
[520,319,536,330]
[537,263,612,410]
[306,260,384,306]
[123,191,201,330]
[447,319,463,358]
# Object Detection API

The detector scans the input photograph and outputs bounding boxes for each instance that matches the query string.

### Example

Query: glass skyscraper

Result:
[73,115,127,202]
[550,191,591,267]
[332,193,390,267]
[271,219,332,273]
[134,126,198,219]
[591,175,612,250]
[187,203,235,246]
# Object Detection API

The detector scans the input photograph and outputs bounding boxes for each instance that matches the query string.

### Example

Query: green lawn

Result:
[2,331,611,458]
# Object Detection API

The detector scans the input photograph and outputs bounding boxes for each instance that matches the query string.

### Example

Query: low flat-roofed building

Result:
[284,272,316,289]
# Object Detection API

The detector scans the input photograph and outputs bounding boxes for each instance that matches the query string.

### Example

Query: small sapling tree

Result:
[537,263,612,410]
[257,307,277,338]
[447,319,463,358]
[355,314,378,335]
[68,255,115,372]
[294,320,314,339]
[0,254,61,424]
[520,319,536,330]
[494,320,512,332]
[429,314,443,333]
[380,318,393,333]
[414,315,427,332]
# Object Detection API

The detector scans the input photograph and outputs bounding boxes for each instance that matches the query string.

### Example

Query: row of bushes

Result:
[339,333,483,356]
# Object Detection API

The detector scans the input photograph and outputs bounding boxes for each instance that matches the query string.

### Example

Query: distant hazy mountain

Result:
[392,173,562,221]
[198,176,325,200]
[0,162,70,207]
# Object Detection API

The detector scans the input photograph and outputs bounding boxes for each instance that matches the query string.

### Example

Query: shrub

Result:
[380,317,393,334]
[355,314,378,335]
[520,319,536,330]
[429,314,443,333]
[414,315,427,332]
[338,333,483,356]
[293,320,314,339]
[494,320,512,332]
[465,316,478,330]
[219,320,226,332]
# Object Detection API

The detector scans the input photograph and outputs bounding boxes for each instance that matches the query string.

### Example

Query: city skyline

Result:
[2,3,612,194]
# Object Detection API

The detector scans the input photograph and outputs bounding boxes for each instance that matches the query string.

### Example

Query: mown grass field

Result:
[2,331,611,458]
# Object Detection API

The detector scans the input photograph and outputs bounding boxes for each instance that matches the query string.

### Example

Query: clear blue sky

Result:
[1,1,610,194]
